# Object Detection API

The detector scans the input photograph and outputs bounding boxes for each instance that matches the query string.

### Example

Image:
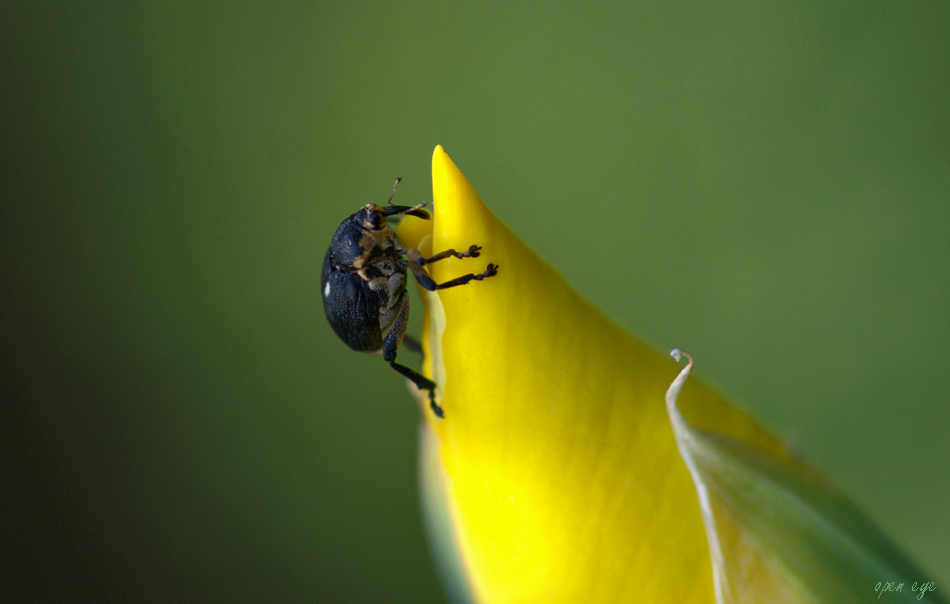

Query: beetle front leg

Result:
[402,245,481,267]
[408,261,499,291]
[421,245,483,266]
[383,293,444,418]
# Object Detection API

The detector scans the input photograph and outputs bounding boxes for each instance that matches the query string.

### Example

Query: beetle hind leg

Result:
[387,360,444,418]
[383,294,444,418]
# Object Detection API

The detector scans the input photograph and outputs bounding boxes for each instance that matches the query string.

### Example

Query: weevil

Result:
[321,177,499,418]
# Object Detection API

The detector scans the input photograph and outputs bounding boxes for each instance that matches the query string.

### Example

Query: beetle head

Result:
[357,203,430,233]
[359,204,389,231]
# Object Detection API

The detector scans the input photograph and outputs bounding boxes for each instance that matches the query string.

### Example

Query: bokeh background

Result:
[3,2,948,602]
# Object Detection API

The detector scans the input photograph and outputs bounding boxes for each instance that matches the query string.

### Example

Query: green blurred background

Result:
[3,2,948,602]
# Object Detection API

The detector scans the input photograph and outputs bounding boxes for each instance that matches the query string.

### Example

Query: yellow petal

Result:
[398,146,773,603]
[397,146,935,604]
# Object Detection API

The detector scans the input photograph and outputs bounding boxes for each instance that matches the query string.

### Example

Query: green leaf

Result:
[667,350,945,604]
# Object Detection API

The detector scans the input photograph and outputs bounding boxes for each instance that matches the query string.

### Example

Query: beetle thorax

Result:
[352,226,399,270]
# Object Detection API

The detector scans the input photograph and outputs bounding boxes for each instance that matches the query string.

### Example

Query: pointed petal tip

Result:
[430,146,493,254]
[431,145,464,190]
[432,145,457,185]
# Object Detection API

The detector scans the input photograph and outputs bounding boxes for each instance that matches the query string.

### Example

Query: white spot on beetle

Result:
[324,282,331,298]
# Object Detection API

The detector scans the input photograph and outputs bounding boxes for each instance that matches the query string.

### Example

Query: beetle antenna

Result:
[386,176,403,205]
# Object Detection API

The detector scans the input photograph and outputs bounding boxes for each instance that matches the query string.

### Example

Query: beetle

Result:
[321,177,498,418]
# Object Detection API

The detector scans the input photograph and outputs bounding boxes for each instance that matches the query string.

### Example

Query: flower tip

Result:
[666,349,695,416]
[670,348,693,368]
[431,145,465,194]
[430,146,495,256]
[431,145,460,190]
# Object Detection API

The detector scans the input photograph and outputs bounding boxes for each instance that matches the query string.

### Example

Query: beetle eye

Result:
[367,210,385,230]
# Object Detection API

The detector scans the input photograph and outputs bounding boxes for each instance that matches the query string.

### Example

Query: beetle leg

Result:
[408,262,499,291]
[383,293,444,418]
[420,245,482,265]
[400,245,481,266]
[401,334,423,353]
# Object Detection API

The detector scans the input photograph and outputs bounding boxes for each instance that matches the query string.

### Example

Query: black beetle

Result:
[321,177,498,418]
